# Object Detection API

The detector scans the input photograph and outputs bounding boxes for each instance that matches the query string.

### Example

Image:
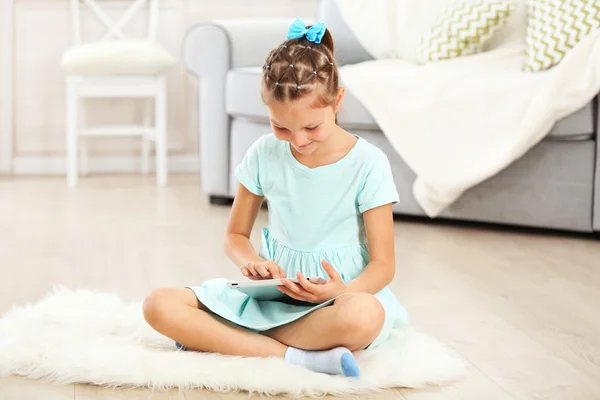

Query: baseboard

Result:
[12,155,199,174]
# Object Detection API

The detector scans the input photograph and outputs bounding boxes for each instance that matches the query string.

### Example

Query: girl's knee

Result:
[142,287,171,326]
[143,287,203,326]
[335,293,385,346]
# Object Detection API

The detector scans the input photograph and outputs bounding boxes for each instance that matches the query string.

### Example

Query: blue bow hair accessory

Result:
[286,19,326,44]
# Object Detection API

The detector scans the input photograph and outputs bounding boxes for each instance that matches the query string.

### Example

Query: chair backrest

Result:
[69,0,160,44]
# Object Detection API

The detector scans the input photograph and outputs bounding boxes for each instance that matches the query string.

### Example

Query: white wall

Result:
[0,0,15,173]
[1,0,319,174]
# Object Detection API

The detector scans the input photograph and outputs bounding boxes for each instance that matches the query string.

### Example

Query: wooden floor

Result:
[1,175,600,400]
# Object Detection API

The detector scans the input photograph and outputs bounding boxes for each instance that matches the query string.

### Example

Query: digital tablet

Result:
[227,277,327,301]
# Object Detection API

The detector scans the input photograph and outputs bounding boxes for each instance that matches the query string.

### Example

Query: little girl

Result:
[143,19,408,378]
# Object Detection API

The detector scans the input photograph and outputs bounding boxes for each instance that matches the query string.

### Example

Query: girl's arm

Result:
[345,203,396,294]
[224,183,265,268]
[225,183,285,279]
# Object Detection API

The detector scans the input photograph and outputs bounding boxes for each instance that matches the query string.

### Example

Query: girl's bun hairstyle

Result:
[261,26,339,107]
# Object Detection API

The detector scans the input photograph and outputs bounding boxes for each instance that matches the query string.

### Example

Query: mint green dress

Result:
[188,134,408,348]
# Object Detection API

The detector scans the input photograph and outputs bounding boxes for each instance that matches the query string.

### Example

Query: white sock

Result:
[284,346,360,378]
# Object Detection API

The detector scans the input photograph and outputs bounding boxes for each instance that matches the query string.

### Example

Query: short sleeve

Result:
[357,152,399,213]
[234,138,264,196]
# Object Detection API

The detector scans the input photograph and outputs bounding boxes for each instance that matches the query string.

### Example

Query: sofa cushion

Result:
[415,0,513,64]
[525,0,600,72]
[226,67,596,140]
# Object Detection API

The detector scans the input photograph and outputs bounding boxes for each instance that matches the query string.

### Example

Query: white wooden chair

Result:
[63,0,175,187]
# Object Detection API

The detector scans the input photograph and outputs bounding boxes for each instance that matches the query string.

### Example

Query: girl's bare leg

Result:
[143,287,287,357]
[143,289,382,377]
[264,293,385,351]
[144,288,384,356]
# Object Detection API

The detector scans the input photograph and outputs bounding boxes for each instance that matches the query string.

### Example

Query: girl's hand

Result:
[278,260,347,303]
[241,260,286,280]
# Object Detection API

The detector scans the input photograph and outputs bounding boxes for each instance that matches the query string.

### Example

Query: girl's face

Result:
[267,88,344,156]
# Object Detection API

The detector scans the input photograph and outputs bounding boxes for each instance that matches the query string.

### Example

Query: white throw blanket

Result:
[336,0,600,216]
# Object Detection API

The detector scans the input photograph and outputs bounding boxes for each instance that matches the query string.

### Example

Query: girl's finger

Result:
[321,260,340,280]
[257,264,271,278]
[249,263,262,280]
[277,286,306,301]
[269,265,281,279]
[246,262,257,277]
[247,263,261,280]
[240,266,249,277]
[296,272,318,293]
[282,279,312,298]
[281,279,302,294]
[252,263,264,278]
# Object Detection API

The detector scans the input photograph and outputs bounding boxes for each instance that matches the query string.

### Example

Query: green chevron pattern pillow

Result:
[416,1,513,63]
[525,0,600,72]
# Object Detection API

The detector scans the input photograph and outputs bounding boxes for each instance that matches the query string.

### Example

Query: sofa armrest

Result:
[182,20,290,196]
[183,19,291,75]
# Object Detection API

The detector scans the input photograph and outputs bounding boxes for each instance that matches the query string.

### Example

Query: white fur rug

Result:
[0,288,466,397]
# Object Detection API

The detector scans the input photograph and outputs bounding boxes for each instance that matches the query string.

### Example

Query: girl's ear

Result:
[334,87,345,113]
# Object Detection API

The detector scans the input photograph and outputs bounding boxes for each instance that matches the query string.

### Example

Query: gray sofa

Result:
[183,0,600,234]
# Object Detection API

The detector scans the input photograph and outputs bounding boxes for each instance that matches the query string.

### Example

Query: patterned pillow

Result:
[525,0,600,72]
[415,0,513,63]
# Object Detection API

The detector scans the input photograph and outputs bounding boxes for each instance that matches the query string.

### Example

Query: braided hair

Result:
[261,27,338,108]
